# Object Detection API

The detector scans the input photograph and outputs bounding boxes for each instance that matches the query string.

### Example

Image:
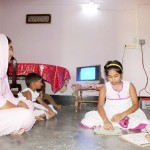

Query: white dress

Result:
[18,88,57,119]
[81,81,150,129]
[0,34,35,136]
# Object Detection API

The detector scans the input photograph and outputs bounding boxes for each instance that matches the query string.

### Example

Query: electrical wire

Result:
[138,44,150,96]
[121,45,126,65]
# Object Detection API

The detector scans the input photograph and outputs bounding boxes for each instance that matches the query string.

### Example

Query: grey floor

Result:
[0,106,150,150]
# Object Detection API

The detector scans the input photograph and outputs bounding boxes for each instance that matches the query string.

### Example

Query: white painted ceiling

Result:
[0,0,150,9]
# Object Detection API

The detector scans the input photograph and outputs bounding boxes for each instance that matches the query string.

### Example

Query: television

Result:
[76,65,100,81]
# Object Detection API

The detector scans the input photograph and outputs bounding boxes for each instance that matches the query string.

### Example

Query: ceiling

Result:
[0,0,150,10]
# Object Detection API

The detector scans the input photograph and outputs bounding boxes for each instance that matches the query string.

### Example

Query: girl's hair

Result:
[25,73,42,87]
[6,36,12,44]
[104,60,123,76]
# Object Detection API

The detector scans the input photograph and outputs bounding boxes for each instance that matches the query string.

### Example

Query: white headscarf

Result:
[0,34,9,78]
[0,34,20,107]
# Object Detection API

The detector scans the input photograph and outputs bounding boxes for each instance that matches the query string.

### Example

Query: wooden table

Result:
[72,84,103,112]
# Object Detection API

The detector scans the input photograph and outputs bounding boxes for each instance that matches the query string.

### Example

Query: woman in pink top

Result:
[0,34,35,136]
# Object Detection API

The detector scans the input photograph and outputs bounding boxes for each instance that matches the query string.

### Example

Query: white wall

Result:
[116,4,150,96]
[0,0,117,95]
[0,0,3,30]
[1,0,150,96]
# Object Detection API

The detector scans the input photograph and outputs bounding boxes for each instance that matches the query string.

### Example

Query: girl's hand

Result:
[17,101,29,109]
[111,113,126,122]
[103,120,114,130]
[145,134,150,141]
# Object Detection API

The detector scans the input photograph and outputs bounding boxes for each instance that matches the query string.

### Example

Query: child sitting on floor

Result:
[18,73,57,120]
[39,80,61,110]
[81,60,150,130]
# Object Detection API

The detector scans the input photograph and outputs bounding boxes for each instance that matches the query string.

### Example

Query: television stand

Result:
[72,84,103,112]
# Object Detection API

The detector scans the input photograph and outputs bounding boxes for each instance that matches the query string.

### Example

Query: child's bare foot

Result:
[18,129,25,135]
[50,110,57,116]
[36,117,45,121]
[35,114,45,121]
[11,129,25,136]
[47,111,56,118]
[56,105,61,110]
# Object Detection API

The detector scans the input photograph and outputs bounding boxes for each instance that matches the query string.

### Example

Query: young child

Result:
[18,73,57,120]
[40,80,61,110]
[81,60,150,130]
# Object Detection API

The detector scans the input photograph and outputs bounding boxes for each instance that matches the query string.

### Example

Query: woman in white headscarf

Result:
[0,34,35,136]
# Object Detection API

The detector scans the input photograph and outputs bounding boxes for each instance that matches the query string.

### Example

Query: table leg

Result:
[75,90,79,112]
[75,101,78,112]
[79,90,83,110]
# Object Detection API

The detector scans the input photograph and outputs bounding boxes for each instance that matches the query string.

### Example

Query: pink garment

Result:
[80,122,100,129]
[119,117,130,128]
[0,34,35,136]
[119,117,147,130]
[130,124,147,130]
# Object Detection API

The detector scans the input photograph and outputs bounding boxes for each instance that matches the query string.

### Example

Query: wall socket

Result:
[124,44,138,49]
[139,39,145,45]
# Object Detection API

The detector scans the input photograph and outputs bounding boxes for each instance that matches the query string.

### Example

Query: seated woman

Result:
[0,34,35,136]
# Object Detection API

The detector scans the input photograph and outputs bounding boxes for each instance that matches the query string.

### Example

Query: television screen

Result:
[76,65,100,81]
[80,67,96,80]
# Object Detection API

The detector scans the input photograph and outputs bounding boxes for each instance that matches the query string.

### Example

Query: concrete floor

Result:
[0,107,150,150]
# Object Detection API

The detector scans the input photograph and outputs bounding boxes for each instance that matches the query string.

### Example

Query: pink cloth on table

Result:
[8,63,71,93]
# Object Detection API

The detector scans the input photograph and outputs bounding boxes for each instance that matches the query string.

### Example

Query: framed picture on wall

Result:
[26,14,51,24]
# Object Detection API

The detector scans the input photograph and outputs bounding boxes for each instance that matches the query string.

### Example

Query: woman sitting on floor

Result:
[0,34,35,136]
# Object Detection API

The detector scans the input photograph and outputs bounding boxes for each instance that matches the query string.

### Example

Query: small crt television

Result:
[76,65,100,81]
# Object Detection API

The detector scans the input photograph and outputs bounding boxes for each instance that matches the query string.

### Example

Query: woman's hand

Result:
[0,101,16,110]
[145,134,150,141]
[111,113,126,122]
[17,101,29,109]
[103,120,114,130]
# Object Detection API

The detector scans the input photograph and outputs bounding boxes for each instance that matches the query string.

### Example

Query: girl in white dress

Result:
[81,60,150,130]
[18,73,57,120]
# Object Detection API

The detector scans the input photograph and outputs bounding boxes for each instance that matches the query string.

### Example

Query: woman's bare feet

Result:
[35,114,46,121]
[35,117,45,121]
[145,134,150,141]
[11,129,25,136]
